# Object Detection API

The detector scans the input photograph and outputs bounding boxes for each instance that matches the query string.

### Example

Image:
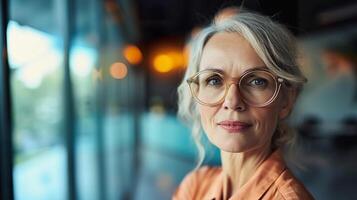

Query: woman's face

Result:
[198,32,294,153]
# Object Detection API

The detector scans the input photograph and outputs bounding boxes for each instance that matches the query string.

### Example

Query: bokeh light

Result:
[153,54,174,73]
[110,62,128,79]
[92,68,103,81]
[168,52,184,68]
[123,45,143,65]
[182,45,190,68]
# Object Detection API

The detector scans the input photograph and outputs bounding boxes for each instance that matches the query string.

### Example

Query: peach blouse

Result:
[173,150,314,200]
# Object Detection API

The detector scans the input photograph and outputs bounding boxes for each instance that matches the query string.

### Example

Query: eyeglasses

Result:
[186,68,284,107]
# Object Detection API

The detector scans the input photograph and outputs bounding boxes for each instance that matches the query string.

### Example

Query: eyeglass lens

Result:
[190,70,277,106]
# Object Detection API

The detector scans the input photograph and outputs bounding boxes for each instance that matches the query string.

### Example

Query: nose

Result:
[222,83,246,111]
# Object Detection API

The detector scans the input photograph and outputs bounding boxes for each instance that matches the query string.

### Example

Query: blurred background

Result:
[0,0,357,200]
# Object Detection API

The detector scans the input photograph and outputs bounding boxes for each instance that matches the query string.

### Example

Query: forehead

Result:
[199,32,266,73]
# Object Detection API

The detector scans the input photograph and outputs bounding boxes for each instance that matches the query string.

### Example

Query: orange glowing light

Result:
[168,52,184,68]
[153,54,174,73]
[110,62,128,79]
[182,45,190,68]
[123,45,143,65]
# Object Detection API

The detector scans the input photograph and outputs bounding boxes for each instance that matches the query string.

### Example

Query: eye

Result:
[249,78,268,87]
[206,75,223,86]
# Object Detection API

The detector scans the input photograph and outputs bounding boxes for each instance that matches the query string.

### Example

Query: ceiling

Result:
[8,0,357,44]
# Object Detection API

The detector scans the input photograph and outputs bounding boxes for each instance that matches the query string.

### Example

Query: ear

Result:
[279,88,297,120]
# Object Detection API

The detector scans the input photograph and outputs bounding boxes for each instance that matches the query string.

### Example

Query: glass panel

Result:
[71,0,100,199]
[8,0,66,199]
[72,0,139,199]
[100,19,136,200]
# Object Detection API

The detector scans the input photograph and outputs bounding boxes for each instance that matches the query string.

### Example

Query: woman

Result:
[173,11,314,200]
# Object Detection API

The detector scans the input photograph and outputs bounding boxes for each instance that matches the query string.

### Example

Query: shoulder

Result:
[172,166,221,200]
[274,169,315,200]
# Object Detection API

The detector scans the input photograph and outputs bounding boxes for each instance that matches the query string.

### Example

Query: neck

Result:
[220,145,273,197]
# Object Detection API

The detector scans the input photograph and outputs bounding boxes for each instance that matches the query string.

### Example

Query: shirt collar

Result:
[210,149,286,200]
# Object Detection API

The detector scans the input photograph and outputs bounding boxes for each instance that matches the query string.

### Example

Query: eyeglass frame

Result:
[186,67,285,108]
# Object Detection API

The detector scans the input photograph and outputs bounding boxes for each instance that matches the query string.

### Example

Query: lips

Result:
[217,120,252,133]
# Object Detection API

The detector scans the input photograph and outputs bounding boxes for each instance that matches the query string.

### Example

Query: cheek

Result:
[198,105,218,132]
[253,106,281,139]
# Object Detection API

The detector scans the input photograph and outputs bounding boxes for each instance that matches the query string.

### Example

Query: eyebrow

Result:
[200,66,268,74]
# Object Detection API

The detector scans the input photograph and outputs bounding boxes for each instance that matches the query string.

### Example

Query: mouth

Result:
[217,120,252,133]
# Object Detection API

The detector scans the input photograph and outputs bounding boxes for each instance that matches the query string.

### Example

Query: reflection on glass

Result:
[8,21,66,200]
[8,0,67,199]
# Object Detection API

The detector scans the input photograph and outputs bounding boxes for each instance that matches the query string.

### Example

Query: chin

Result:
[210,136,254,153]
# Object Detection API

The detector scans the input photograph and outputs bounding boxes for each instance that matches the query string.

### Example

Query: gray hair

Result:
[177,11,306,168]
